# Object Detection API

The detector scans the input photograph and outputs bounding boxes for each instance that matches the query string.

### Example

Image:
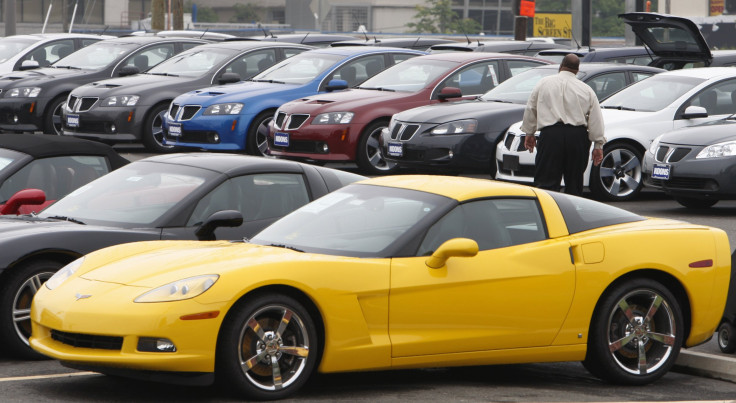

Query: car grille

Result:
[51,329,123,350]
[165,130,218,143]
[268,137,321,153]
[502,132,527,152]
[62,120,107,133]
[67,95,77,110]
[654,145,693,163]
[648,177,716,190]
[389,123,420,141]
[274,112,310,130]
[66,96,99,112]
[169,104,180,120]
[180,106,201,120]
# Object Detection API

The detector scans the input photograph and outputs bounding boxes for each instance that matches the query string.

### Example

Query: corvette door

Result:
[388,198,575,357]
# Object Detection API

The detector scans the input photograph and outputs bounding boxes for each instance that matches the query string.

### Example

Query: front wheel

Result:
[0,259,63,359]
[43,95,68,135]
[357,120,398,175]
[589,143,643,201]
[141,103,177,153]
[246,111,273,157]
[583,278,683,385]
[216,294,319,400]
[718,322,736,354]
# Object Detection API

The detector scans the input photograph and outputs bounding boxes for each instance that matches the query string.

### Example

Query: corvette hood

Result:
[73,74,195,96]
[282,89,419,113]
[393,100,525,124]
[173,81,300,105]
[657,118,736,146]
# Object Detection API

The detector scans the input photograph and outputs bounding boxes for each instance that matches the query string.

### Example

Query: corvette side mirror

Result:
[425,238,478,269]
[0,188,46,215]
[195,210,244,241]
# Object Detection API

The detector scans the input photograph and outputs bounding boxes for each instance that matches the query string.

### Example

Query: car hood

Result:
[658,118,736,146]
[619,12,712,61]
[72,74,198,96]
[173,81,301,105]
[283,88,419,113]
[0,67,88,88]
[393,100,525,124]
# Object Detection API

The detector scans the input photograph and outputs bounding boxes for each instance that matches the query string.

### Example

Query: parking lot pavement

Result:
[676,349,736,383]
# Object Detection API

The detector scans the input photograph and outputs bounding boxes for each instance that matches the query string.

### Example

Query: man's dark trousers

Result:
[533,123,590,196]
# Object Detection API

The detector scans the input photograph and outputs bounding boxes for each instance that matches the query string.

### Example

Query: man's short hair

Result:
[561,54,580,73]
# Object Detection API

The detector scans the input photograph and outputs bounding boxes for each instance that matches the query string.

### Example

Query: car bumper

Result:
[267,122,357,161]
[0,97,44,131]
[163,114,253,151]
[381,130,496,172]
[642,151,736,199]
[494,132,536,183]
[61,106,146,142]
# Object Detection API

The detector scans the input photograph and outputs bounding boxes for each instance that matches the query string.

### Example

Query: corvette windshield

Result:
[250,184,451,258]
[480,67,558,103]
[252,52,342,85]
[358,59,456,92]
[39,161,215,226]
[54,42,138,70]
[0,37,38,63]
[601,74,705,112]
[147,48,237,77]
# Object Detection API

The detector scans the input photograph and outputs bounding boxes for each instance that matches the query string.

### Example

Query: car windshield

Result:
[250,184,452,258]
[0,148,22,174]
[601,74,706,112]
[54,42,139,70]
[251,52,343,85]
[39,161,217,226]
[0,37,39,63]
[480,67,559,103]
[147,48,237,77]
[358,59,457,92]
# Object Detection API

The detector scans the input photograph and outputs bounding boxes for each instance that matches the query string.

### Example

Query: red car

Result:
[267,52,550,174]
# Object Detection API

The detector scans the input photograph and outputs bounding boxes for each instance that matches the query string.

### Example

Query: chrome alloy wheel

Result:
[365,125,396,172]
[13,271,54,345]
[597,147,642,198]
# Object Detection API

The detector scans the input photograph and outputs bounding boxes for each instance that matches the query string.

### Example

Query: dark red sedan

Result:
[267,52,550,174]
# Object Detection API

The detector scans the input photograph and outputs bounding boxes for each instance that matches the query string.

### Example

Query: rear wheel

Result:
[589,143,643,201]
[718,322,736,354]
[43,94,68,135]
[357,120,397,175]
[246,111,273,156]
[675,197,718,209]
[141,103,176,153]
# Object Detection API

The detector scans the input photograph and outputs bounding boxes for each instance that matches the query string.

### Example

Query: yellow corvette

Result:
[30,176,730,400]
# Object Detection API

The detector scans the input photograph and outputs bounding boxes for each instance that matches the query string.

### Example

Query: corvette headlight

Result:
[7,87,41,98]
[203,103,243,115]
[696,141,736,159]
[313,112,354,124]
[101,95,139,107]
[134,274,219,303]
[648,134,663,155]
[431,119,478,135]
[45,257,85,290]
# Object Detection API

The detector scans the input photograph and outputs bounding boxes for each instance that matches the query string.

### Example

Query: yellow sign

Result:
[710,0,724,16]
[533,13,572,38]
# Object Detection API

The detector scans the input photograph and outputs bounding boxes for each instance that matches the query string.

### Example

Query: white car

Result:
[496,67,736,201]
[0,33,112,74]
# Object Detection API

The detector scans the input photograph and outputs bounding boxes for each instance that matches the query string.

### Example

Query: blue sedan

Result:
[163,47,426,155]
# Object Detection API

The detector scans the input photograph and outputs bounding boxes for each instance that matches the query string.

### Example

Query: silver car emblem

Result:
[75,293,92,301]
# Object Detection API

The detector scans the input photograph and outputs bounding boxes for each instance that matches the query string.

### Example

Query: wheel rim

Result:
[238,304,310,391]
[364,125,396,172]
[152,110,174,149]
[719,326,730,349]
[13,271,55,346]
[254,117,272,156]
[51,102,64,135]
[597,148,641,198]
[606,288,677,375]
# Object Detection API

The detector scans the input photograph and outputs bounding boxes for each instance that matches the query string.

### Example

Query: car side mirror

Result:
[325,79,348,92]
[218,72,242,85]
[425,238,478,269]
[0,188,46,215]
[195,210,244,241]
[682,105,708,119]
[20,60,40,71]
[118,65,140,77]
[438,87,462,101]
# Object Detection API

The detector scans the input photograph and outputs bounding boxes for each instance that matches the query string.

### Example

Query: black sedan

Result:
[382,63,664,175]
[0,133,128,215]
[643,118,736,208]
[61,40,312,153]
[0,153,363,359]
[0,35,209,137]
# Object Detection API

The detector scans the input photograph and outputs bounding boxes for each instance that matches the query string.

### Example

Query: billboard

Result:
[533,13,572,38]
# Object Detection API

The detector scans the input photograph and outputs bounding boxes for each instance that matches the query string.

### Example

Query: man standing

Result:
[521,54,605,196]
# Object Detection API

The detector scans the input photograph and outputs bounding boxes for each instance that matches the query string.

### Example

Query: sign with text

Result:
[710,0,724,16]
[533,13,572,38]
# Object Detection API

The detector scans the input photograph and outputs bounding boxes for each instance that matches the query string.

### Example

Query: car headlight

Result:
[648,134,663,155]
[696,141,736,159]
[431,119,478,135]
[203,103,243,115]
[45,257,85,290]
[7,87,41,98]
[134,274,219,303]
[101,95,139,107]
[313,112,354,124]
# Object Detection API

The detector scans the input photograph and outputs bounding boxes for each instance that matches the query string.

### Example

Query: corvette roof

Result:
[0,134,128,168]
[359,175,536,201]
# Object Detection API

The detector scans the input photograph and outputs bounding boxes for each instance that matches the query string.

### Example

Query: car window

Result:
[122,44,176,72]
[585,72,627,100]
[632,72,654,82]
[21,39,75,67]
[223,49,277,80]
[441,61,501,96]
[684,79,736,116]
[548,191,643,234]
[326,55,385,89]
[602,74,705,112]
[0,155,109,202]
[254,52,343,85]
[391,53,420,64]
[81,38,100,47]
[181,42,201,51]
[507,60,546,76]
[418,198,546,255]
[360,58,456,93]
[283,47,308,58]
[187,173,310,226]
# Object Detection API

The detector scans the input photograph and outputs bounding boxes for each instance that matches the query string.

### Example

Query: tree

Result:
[152,0,165,30]
[185,1,219,23]
[407,0,481,34]
[231,3,262,23]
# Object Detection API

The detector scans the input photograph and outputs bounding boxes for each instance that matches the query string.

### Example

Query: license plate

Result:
[651,163,670,180]
[503,154,520,171]
[66,114,79,128]
[168,123,182,137]
[387,142,403,157]
[274,132,289,147]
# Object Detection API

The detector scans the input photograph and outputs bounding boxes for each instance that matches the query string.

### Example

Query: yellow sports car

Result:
[30,176,730,400]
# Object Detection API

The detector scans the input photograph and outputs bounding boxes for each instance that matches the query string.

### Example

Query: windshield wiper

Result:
[46,215,86,225]
[602,105,636,111]
[484,99,512,103]
[252,79,286,84]
[54,65,82,70]
[357,86,396,92]
[269,243,304,252]
[148,72,179,77]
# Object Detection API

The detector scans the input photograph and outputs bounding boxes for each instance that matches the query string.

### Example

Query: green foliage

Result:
[407,0,481,34]
[185,1,219,23]
[231,3,263,23]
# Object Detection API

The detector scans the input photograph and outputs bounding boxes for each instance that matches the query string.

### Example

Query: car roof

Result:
[534,62,665,74]
[244,33,357,45]
[187,40,313,52]
[2,33,110,41]
[302,46,427,57]
[657,66,736,79]
[0,134,129,168]
[101,35,208,45]
[331,37,456,48]
[358,175,537,201]
[410,51,544,63]
[138,153,325,175]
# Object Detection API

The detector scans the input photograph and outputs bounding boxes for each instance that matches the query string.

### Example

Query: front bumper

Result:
[267,121,358,161]
[0,97,46,131]
[61,105,146,143]
[642,147,736,199]
[494,130,535,182]
[163,113,254,151]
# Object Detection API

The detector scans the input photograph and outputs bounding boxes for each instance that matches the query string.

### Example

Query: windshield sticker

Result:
[0,157,12,171]
[300,192,353,214]
[489,65,499,86]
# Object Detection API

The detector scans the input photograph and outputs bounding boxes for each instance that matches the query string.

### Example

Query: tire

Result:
[0,259,63,359]
[356,120,398,175]
[589,143,643,201]
[216,294,319,400]
[141,103,177,153]
[246,111,273,157]
[583,278,683,385]
[675,197,718,209]
[43,94,68,135]
[718,322,736,354]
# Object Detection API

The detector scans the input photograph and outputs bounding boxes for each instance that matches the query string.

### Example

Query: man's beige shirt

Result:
[520,70,606,149]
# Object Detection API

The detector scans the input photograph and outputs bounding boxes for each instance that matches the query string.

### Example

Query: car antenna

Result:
[374,36,381,44]
[363,31,370,42]
[99,26,109,36]
[412,37,420,48]
[464,33,471,45]
[300,32,310,44]
[198,27,209,39]
[565,21,582,50]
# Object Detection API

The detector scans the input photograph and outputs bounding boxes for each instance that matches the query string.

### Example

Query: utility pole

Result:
[173,0,183,30]
[571,0,591,47]
[4,0,16,36]
[152,0,165,30]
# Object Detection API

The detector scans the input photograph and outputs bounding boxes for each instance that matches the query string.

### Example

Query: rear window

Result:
[547,191,644,234]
